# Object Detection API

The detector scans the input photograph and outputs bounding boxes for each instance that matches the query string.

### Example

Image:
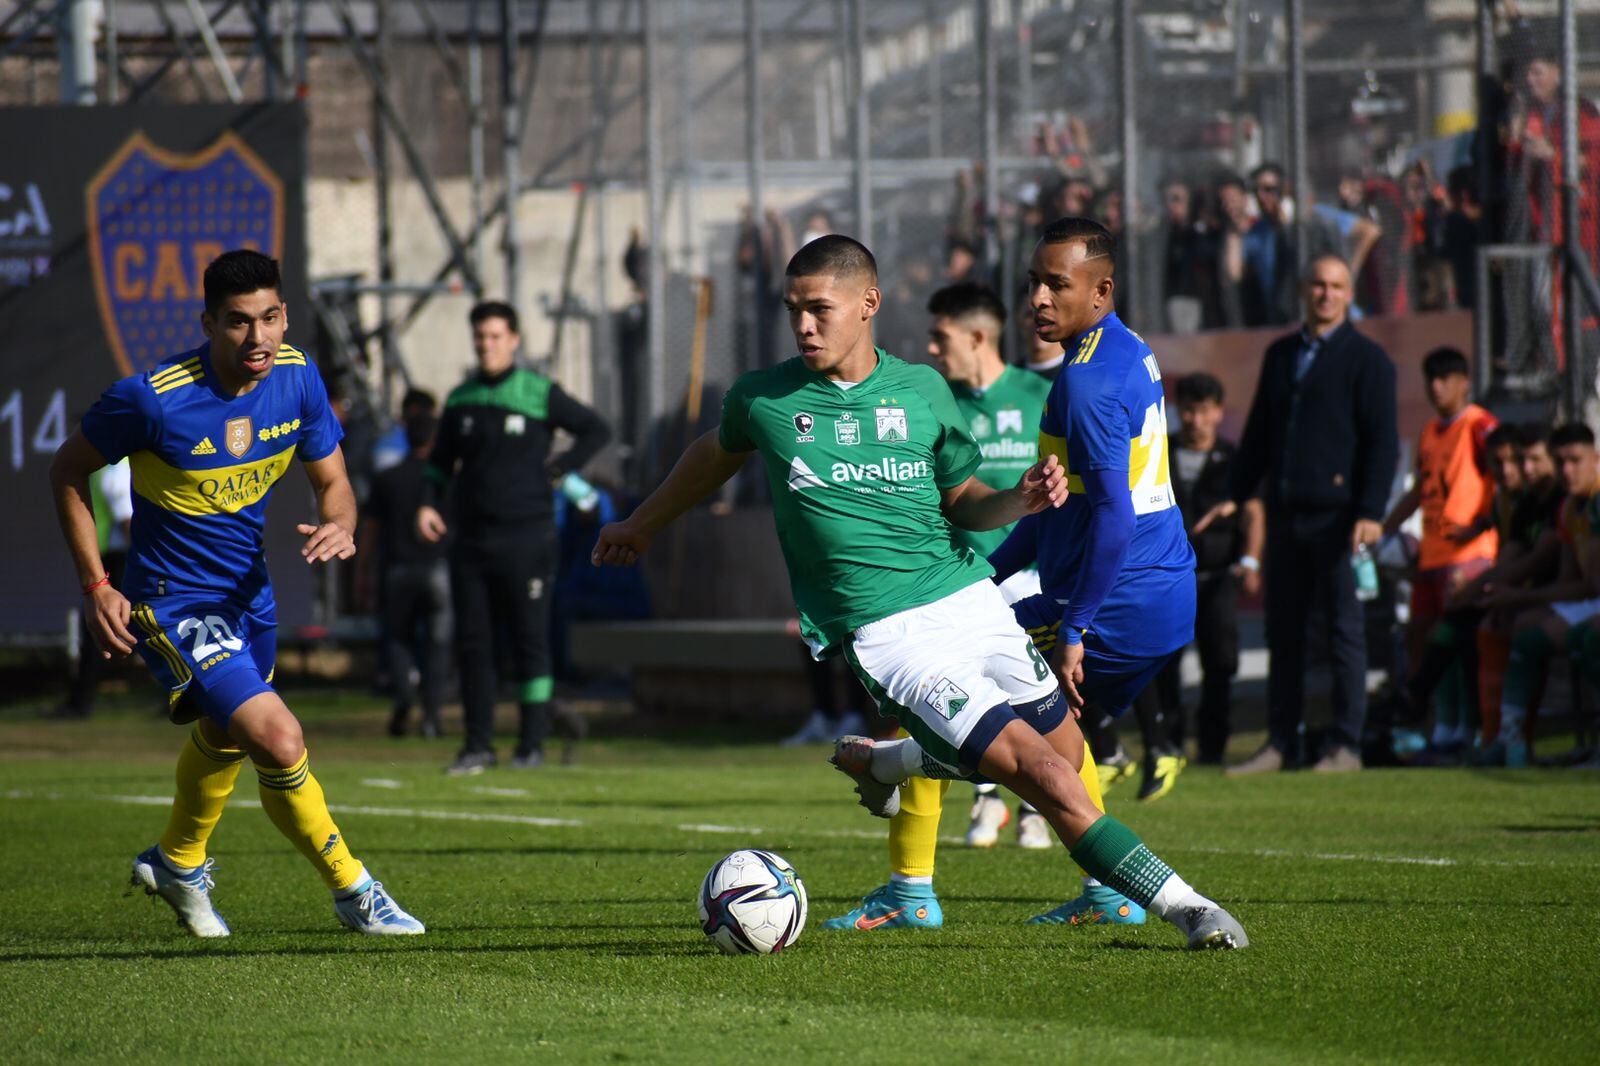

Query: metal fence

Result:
[5,0,1600,485]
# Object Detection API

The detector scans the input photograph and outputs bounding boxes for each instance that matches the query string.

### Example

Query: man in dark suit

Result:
[1220,254,1399,774]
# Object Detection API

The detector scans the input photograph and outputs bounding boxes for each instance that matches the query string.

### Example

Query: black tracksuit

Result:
[425,365,610,757]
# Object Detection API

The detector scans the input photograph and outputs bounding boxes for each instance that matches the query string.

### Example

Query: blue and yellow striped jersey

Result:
[80,342,343,605]
[1036,312,1195,656]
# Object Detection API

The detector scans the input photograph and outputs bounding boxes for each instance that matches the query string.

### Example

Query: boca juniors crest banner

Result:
[0,104,308,635]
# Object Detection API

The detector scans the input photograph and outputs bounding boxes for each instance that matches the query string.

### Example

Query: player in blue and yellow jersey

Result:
[49,250,423,937]
[1001,216,1203,925]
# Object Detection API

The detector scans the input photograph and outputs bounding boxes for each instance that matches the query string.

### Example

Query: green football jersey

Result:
[948,365,1051,559]
[719,349,991,648]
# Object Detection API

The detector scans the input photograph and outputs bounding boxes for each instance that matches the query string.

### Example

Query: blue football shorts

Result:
[128,596,278,727]
[1009,592,1177,720]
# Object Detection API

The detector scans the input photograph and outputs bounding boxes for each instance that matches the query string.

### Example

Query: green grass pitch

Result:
[2,692,1597,1063]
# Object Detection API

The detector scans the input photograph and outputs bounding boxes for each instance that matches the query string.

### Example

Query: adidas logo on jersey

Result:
[787,455,825,493]
[191,437,217,456]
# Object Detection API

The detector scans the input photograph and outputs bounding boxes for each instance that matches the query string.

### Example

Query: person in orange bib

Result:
[1383,348,1498,752]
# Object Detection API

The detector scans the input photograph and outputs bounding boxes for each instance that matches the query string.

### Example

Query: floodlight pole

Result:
[978,0,1000,281]
[644,0,667,438]
[1560,0,1583,422]
[500,0,522,310]
[745,0,769,366]
[1118,0,1137,323]
[1286,0,1308,273]
[850,0,871,245]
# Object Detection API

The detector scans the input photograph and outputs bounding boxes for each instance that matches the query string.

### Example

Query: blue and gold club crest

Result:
[87,131,284,376]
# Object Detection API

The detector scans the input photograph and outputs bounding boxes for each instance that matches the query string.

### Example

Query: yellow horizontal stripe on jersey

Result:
[1040,429,1170,498]
[131,444,297,516]
[150,358,201,384]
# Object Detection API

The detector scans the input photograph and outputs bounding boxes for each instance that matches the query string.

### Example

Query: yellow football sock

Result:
[1076,745,1106,879]
[255,752,366,892]
[158,725,246,869]
[889,774,950,879]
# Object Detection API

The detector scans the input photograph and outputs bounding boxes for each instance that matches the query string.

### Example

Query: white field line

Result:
[3,790,1589,868]
[360,778,406,790]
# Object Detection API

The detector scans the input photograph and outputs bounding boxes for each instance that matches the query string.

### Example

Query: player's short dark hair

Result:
[1447,165,1478,205]
[1422,347,1470,381]
[927,282,1006,331]
[470,301,519,333]
[1549,423,1596,449]
[1039,216,1116,275]
[1486,423,1526,452]
[785,233,877,284]
[1250,162,1285,186]
[202,249,281,315]
[1523,423,1552,448]
[1176,372,1224,407]
[1215,172,1246,194]
[400,387,436,414]
[403,412,437,451]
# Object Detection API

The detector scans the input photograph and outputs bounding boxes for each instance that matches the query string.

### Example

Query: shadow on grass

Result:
[0,937,706,965]
[1499,824,1600,834]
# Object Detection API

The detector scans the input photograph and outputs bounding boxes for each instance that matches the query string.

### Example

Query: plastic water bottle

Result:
[1352,544,1379,602]
[559,470,600,513]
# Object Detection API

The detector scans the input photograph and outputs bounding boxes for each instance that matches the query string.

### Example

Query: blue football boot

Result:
[1027,882,1146,926]
[822,883,943,931]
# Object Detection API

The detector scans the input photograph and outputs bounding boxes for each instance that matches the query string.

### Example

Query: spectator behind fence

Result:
[1221,254,1399,775]
[1443,166,1485,309]
[1510,53,1600,262]
[1478,424,1600,767]
[1214,173,1254,328]
[1158,373,1263,765]
[1381,348,1499,752]
[417,301,611,775]
[1241,163,1300,326]
[1160,179,1219,333]
[359,411,450,740]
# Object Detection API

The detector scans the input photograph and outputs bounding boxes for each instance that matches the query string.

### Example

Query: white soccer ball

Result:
[697,849,808,955]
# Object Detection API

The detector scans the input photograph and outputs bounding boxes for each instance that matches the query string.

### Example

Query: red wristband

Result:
[82,573,112,594]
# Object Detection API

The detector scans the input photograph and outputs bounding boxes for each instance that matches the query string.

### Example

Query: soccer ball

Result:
[697,849,808,955]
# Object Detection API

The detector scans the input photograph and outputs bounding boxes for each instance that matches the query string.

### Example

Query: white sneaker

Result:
[334,876,426,935]
[781,711,832,747]
[965,791,1010,847]
[1016,810,1053,850]
[130,844,230,938]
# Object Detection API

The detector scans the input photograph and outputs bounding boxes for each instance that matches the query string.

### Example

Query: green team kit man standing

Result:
[928,283,1056,851]
[592,234,1248,949]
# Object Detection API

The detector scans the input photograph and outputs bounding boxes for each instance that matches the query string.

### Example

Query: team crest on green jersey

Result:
[875,406,908,443]
[834,412,861,446]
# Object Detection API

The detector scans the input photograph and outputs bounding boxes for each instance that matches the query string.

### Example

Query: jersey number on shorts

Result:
[177,615,244,663]
[1024,640,1050,682]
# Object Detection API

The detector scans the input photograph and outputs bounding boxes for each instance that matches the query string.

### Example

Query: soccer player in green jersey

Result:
[594,235,1247,948]
[929,283,1056,848]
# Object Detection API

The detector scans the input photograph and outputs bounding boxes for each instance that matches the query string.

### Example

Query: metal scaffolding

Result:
[5,0,1599,447]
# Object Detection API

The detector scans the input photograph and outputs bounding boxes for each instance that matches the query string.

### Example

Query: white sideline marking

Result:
[470,786,532,798]
[361,778,406,790]
[4,790,1589,868]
